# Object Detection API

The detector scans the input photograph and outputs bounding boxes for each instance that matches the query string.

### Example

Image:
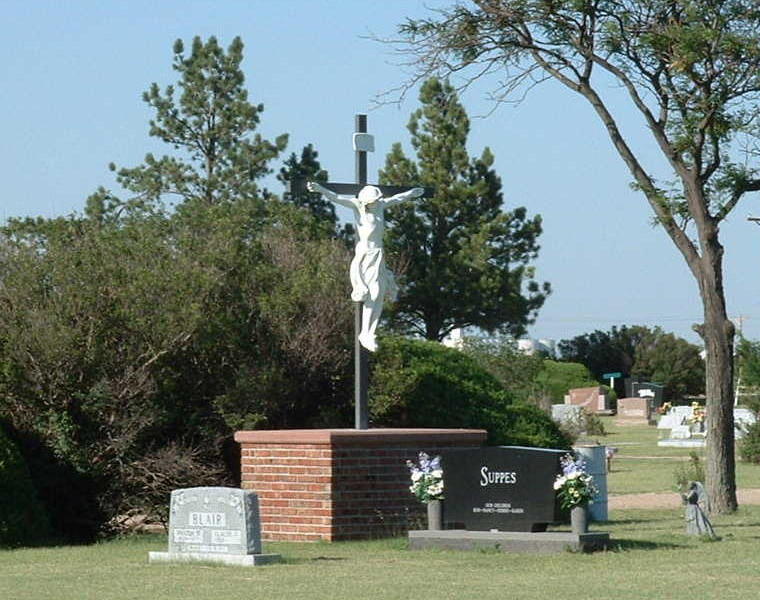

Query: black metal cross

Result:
[291,114,433,430]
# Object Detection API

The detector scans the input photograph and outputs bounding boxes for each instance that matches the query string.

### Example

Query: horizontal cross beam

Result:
[289,178,434,199]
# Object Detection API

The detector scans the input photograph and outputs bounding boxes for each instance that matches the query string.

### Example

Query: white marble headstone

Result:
[734,408,757,439]
[657,406,694,430]
[551,404,582,426]
[670,425,692,440]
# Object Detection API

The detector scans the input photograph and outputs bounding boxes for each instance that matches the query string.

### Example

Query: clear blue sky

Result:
[2,1,759,345]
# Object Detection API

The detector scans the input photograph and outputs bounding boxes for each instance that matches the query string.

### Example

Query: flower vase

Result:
[570,505,588,534]
[427,499,442,531]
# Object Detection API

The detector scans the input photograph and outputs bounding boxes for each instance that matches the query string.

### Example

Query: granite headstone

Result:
[149,487,280,566]
[440,446,565,532]
[617,397,650,420]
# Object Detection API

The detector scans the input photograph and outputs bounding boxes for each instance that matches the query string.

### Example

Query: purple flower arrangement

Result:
[553,453,597,510]
[406,451,444,503]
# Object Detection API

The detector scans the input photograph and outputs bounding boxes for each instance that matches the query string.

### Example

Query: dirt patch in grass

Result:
[611,488,760,509]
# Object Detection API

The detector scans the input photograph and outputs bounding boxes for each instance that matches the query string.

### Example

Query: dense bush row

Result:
[370,337,571,449]
[0,204,355,543]
[0,424,50,546]
[0,208,571,545]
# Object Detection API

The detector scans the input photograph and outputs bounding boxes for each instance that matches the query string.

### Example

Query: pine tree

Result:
[278,144,332,220]
[277,144,337,238]
[277,143,355,243]
[379,78,549,341]
[89,36,287,216]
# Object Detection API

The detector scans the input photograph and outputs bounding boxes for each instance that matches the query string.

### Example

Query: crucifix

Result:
[292,114,433,429]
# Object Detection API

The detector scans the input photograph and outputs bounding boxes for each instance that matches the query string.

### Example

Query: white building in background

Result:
[517,338,557,357]
[441,327,466,350]
[441,329,557,358]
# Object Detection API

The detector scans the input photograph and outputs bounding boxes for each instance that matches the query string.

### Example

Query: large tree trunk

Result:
[696,240,738,513]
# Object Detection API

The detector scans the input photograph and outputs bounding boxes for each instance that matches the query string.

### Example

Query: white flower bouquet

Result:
[553,453,597,510]
[406,451,444,503]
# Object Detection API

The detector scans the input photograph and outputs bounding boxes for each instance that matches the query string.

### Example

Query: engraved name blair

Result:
[479,466,517,486]
[188,512,227,527]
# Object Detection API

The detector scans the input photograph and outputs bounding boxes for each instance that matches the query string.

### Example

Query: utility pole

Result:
[732,315,749,407]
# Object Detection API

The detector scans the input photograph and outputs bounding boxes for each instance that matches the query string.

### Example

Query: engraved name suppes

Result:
[479,466,517,486]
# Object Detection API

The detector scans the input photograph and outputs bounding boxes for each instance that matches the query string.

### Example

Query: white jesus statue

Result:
[307,182,424,351]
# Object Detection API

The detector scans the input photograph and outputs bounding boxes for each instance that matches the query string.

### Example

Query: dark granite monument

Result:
[440,446,565,532]
[409,446,610,553]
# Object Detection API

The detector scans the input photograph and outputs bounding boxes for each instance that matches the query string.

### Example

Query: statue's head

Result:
[358,185,382,206]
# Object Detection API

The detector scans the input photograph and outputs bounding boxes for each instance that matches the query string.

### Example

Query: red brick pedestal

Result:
[235,428,486,541]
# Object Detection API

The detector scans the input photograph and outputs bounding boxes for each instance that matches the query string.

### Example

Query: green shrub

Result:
[370,336,570,449]
[0,424,50,547]
[534,360,597,403]
[491,403,571,449]
[674,451,705,493]
[739,421,760,464]
[601,385,618,412]
[462,337,545,404]
[585,411,608,436]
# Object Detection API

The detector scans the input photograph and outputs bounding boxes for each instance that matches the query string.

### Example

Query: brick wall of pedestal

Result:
[235,428,486,542]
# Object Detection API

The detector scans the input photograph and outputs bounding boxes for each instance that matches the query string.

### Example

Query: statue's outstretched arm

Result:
[307,181,356,209]
[384,187,424,207]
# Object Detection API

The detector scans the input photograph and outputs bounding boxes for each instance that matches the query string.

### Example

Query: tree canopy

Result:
[558,325,648,383]
[631,327,705,402]
[394,0,760,512]
[379,78,549,341]
[0,36,356,538]
[277,143,355,243]
[88,36,287,217]
[558,324,704,402]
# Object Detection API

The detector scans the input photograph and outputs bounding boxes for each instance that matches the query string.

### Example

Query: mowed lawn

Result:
[3,509,760,600]
[3,420,760,600]
[577,417,760,495]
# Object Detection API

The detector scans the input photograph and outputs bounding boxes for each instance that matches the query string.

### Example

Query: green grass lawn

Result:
[3,507,760,600]
[3,419,759,599]
[577,417,760,495]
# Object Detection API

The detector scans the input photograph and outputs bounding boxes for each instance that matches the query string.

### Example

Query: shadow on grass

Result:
[275,554,351,566]
[606,538,685,551]
[605,516,675,525]
[716,520,760,528]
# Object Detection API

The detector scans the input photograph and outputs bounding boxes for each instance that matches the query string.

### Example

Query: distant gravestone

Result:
[734,408,757,439]
[617,397,650,420]
[657,405,694,430]
[149,487,280,566]
[565,387,609,413]
[670,425,692,440]
[440,446,565,532]
[551,404,583,428]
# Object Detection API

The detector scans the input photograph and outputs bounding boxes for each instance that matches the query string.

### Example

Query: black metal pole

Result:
[354,114,369,430]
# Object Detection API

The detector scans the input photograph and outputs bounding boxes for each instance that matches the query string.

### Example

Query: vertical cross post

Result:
[354,114,370,429]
